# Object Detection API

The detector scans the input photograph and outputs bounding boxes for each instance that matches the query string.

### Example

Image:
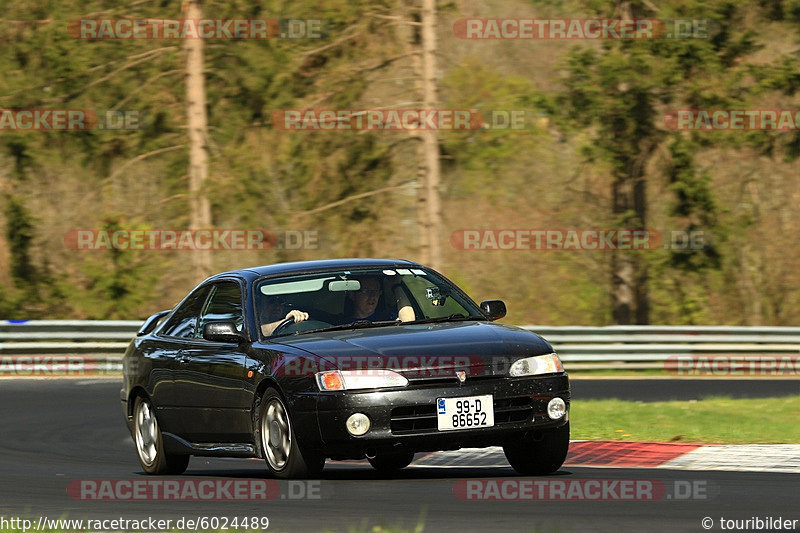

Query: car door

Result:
[174,279,251,443]
[149,285,211,433]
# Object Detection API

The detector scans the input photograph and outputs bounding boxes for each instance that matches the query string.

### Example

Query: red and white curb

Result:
[411,441,800,473]
[658,444,800,473]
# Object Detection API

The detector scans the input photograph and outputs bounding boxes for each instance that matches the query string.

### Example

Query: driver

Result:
[259,295,309,336]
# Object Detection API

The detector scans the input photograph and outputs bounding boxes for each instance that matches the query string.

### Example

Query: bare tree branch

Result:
[47,47,178,103]
[300,31,360,58]
[294,183,419,217]
[105,144,185,183]
[353,51,418,73]
[365,13,421,25]
[112,69,182,110]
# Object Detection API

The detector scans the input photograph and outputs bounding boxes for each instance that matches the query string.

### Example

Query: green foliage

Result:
[551,0,800,323]
[4,196,36,284]
[0,0,409,317]
[2,0,800,325]
[69,216,160,319]
[441,60,546,199]
[665,138,722,271]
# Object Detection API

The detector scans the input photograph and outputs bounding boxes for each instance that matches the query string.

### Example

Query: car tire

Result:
[257,387,325,479]
[503,422,570,475]
[133,396,190,475]
[367,451,415,472]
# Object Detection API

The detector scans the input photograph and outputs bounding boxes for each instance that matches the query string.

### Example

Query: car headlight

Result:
[315,369,409,391]
[509,353,564,377]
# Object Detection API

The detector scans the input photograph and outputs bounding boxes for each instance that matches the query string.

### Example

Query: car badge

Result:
[456,370,467,383]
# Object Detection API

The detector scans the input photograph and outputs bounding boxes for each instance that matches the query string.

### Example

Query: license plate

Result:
[436,394,494,431]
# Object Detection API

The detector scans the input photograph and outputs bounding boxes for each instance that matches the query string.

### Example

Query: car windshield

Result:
[254,267,485,337]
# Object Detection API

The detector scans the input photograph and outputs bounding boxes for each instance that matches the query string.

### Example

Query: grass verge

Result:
[570,395,800,444]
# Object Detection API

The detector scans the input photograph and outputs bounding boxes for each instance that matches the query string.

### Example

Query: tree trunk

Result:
[185,0,212,280]
[610,172,650,324]
[611,176,633,324]
[633,175,649,324]
[0,174,8,285]
[419,0,442,270]
[611,253,634,324]
[611,146,651,325]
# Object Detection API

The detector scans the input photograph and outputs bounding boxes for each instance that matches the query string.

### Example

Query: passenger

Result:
[342,276,415,323]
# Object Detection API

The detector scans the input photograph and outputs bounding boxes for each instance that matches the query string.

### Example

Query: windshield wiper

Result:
[405,313,483,325]
[271,313,483,338]
[276,319,401,337]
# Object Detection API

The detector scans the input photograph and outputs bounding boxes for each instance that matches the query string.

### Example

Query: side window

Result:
[160,287,210,339]
[402,276,464,319]
[197,281,244,338]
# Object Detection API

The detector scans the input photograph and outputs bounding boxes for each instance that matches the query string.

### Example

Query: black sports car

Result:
[121,258,570,478]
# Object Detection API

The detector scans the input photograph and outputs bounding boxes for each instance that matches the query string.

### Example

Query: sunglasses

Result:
[356,289,381,296]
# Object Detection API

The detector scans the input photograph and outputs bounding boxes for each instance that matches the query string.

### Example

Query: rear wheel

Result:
[133,396,190,474]
[503,422,570,475]
[367,451,415,472]
[258,388,325,479]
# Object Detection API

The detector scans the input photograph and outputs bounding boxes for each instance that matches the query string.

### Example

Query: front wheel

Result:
[133,396,190,474]
[368,451,415,473]
[258,388,325,479]
[503,422,570,475]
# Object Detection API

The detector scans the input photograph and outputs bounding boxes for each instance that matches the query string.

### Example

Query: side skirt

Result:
[162,432,258,458]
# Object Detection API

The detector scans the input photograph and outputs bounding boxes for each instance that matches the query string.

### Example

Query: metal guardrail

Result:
[1,321,799,373]
[0,321,138,374]
[0,321,138,357]
[524,325,800,370]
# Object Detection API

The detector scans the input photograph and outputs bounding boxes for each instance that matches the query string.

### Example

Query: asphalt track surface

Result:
[0,379,797,532]
[572,377,800,401]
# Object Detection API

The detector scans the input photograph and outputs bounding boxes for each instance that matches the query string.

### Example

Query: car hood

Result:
[270,321,554,378]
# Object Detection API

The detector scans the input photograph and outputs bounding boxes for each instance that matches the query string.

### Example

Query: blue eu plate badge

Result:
[437,398,446,415]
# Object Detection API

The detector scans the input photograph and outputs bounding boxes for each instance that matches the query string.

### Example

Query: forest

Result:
[1,0,800,326]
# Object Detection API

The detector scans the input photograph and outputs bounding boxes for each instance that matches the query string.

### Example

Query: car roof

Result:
[207,258,422,282]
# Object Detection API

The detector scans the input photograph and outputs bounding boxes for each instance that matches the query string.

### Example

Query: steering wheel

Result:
[271,316,297,336]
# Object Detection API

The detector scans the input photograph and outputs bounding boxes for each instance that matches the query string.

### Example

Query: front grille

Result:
[389,395,537,435]
[390,404,437,434]
[404,373,498,388]
[493,396,534,424]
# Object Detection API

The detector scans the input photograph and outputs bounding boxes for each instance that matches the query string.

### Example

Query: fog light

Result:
[547,398,566,420]
[346,413,371,436]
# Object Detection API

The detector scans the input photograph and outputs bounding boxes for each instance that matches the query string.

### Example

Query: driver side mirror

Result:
[480,300,506,321]
[202,322,246,343]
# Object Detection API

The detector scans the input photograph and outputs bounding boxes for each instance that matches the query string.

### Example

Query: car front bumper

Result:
[309,373,569,459]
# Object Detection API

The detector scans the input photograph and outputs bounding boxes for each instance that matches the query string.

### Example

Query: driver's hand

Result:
[285,310,309,323]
